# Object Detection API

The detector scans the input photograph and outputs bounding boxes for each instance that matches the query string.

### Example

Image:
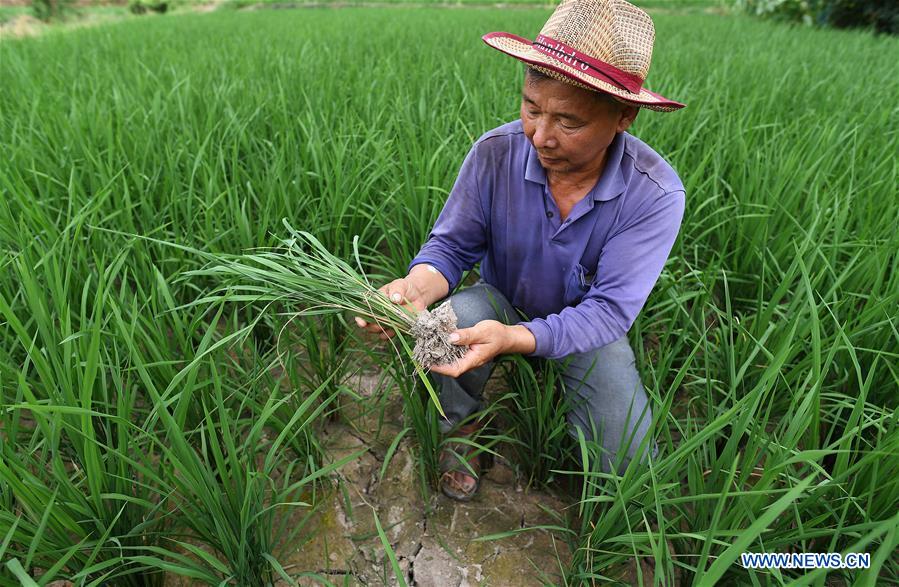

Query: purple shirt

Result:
[409,119,685,359]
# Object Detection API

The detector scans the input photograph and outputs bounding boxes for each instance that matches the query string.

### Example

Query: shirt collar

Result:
[524,131,626,202]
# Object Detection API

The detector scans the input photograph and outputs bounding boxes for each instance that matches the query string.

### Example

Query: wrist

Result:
[503,324,536,355]
[408,264,450,306]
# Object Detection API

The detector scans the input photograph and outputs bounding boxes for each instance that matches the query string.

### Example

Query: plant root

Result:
[411,300,468,369]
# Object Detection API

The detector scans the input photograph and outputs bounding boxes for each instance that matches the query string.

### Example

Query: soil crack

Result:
[288,364,571,585]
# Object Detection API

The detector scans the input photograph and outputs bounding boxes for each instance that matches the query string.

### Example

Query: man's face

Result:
[520,74,638,176]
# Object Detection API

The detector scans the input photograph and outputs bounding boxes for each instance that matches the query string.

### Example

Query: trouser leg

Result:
[555,335,658,474]
[427,281,518,434]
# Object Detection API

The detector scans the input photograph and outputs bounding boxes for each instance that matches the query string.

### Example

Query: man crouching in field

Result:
[356,0,686,500]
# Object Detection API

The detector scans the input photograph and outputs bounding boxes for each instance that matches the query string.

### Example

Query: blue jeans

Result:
[429,281,658,474]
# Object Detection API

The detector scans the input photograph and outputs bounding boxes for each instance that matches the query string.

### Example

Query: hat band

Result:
[532,34,644,94]
[482,31,686,110]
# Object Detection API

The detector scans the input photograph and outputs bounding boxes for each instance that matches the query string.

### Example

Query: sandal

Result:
[438,422,484,501]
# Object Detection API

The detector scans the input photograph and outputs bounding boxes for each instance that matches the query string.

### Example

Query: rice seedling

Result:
[0,248,172,585]
[382,353,444,494]
[0,228,348,583]
[498,354,575,489]
[127,356,357,585]
[181,219,464,414]
[273,313,356,423]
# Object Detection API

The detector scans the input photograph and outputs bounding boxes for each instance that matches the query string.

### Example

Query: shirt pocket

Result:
[563,263,595,307]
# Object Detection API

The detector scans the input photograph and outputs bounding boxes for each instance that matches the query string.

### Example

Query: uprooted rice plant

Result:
[184,221,467,377]
[1,4,897,585]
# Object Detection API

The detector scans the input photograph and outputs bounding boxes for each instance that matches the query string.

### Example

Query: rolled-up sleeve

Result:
[408,145,489,291]
[521,190,685,359]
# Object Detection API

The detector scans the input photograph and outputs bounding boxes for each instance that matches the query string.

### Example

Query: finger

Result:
[428,363,459,377]
[378,284,397,303]
[382,281,400,302]
[447,327,474,345]
[428,354,474,377]
[354,316,367,328]
[401,279,412,302]
[386,280,413,305]
[380,286,401,303]
[365,323,385,334]
[363,320,393,336]
[441,362,469,378]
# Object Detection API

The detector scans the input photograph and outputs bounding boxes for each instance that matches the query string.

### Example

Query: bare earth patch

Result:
[279,369,572,586]
[0,3,221,41]
[0,14,43,39]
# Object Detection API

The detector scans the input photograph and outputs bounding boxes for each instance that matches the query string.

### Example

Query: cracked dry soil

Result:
[279,369,572,586]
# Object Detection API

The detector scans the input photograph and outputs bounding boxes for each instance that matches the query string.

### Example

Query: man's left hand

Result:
[428,320,536,378]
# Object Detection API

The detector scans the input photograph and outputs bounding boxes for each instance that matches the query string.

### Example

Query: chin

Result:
[544,159,570,172]
[540,155,565,167]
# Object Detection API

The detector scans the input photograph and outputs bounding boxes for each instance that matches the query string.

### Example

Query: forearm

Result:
[406,263,451,307]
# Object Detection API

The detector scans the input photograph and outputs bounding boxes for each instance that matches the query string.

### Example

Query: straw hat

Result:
[483,0,685,112]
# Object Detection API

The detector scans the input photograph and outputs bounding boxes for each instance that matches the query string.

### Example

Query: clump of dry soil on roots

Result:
[411,301,468,369]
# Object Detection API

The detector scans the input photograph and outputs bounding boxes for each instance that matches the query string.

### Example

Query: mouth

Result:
[538,153,561,163]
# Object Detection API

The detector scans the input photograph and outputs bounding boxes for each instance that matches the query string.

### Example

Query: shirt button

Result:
[546,211,554,218]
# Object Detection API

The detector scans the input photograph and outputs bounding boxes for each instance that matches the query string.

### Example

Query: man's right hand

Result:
[354,277,428,340]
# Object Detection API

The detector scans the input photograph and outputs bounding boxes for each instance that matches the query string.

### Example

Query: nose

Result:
[531,120,557,150]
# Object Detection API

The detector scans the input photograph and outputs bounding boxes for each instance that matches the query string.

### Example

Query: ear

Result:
[616,104,640,133]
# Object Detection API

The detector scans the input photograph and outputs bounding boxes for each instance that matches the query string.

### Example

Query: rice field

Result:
[1,4,898,585]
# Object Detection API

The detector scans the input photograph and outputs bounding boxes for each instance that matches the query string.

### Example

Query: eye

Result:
[560,120,581,130]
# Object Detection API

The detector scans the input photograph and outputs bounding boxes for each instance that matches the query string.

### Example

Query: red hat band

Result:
[531,34,644,95]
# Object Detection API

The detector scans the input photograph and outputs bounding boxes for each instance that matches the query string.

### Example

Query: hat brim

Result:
[483,32,685,112]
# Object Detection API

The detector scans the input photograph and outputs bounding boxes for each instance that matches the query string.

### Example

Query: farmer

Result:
[356,0,686,501]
